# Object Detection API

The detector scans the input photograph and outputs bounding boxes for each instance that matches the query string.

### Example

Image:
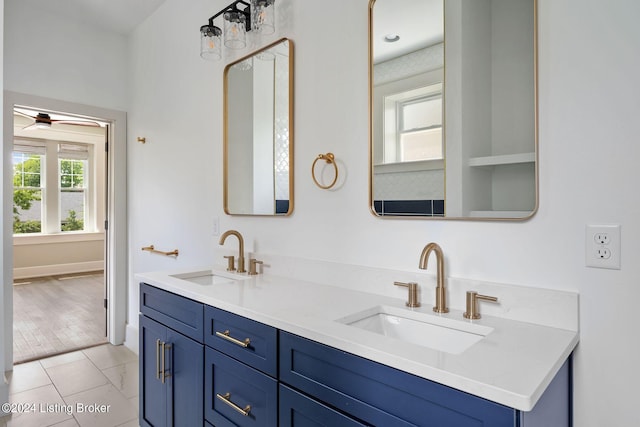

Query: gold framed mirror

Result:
[224,38,293,216]
[369,0,537,220]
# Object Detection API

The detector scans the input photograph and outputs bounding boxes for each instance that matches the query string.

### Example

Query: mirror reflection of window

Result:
[384,83,443,163]
[370,0,537,219]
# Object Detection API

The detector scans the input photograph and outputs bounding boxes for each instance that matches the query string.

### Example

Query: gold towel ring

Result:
[312,153,338,189]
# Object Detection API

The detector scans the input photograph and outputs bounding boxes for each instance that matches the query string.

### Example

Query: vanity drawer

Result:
[205,347,278,427]
[279,384,368,427]
[204,306,278,377]
[140,283,204,343]
[280,332,515,427]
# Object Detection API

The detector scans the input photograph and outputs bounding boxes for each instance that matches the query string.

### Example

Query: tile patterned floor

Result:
[1,344,139,427]
[13,273,107,364]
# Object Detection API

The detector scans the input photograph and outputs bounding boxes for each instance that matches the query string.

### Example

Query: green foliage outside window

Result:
[13,155,87,234]
[61,210,84,231]
[60,159,84,188]
[60,159,86,232]
[13,155,42,234]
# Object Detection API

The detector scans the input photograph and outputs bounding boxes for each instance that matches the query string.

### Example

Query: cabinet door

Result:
[140,283,204,343]
[167,328,204,427]
[204,306,278,376]
[280,332,516,427]
[140,315,205,427]
[279,384,368,427]
[205,347,278,427]
[139,315,169,427]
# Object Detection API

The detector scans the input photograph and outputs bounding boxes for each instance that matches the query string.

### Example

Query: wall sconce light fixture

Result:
[200,0,276,61]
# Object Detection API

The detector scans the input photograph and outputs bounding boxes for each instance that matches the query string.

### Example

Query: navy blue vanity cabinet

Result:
[205,347,278,427]
[204,306,278,377]
[204,306,279,427]
[519,357,572,427]
[139,284,204,427]
[279,384,369,427]
[280,331,571,427]
[139,283,570,427]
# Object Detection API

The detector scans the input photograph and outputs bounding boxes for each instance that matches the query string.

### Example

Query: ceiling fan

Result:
[15,110,102,131]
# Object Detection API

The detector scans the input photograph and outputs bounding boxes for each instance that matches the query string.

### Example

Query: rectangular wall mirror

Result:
[224,38,293,216]
[369,0,537,220]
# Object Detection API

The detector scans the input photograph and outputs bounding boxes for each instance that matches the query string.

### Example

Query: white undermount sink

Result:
[337,305,493,355]
[170,269,249,286]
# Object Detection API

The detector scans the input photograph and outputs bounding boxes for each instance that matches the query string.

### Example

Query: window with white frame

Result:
[13,139,94,234]
[383,82,443,163]
[13,145,44,233]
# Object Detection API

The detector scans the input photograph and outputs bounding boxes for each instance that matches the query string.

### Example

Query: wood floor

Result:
[13,272,107,364]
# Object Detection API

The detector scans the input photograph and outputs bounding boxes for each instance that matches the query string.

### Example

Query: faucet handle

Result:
[394,282,421,308]
[464,291,498,320]
[249,259,263,275]
[224,255,236,272]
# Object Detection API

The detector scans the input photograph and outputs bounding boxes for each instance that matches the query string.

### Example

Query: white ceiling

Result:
[373,0,443,63]
[28,0,167,35]
[26,0,438,59]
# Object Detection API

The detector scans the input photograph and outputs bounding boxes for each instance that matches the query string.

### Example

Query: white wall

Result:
[3,0,129,112]
[2,0,639,424]
[13,236,104,279]
[127,1,640,424]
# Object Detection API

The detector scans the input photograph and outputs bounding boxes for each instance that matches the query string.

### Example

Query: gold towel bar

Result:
[312,152,339,189]
[142,245,179,257]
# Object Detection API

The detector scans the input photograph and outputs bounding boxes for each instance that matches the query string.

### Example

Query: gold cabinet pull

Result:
[215,330,251,348]
[156,339,161,380]
[216,392,251,416]
[161,342,171,384]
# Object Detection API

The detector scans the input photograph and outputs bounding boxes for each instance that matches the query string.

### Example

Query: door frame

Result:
[2,91,128,370]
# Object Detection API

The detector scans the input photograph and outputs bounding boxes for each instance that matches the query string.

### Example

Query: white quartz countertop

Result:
[136,267,579,411]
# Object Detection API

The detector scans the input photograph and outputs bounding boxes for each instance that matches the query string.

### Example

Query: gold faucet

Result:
[219,230,246,273]
[394,282,421,308]
[463,291,498,320]
[249,258,263,275]
[419,243,449,313]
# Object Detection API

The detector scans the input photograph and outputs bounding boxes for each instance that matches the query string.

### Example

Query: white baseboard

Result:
[124,324,139,356]
[13,261,104,280]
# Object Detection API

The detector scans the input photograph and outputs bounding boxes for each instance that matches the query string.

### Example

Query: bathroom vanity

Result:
[138,267,577,427]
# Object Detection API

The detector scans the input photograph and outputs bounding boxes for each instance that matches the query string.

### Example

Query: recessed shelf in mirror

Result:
[468,152,536,167]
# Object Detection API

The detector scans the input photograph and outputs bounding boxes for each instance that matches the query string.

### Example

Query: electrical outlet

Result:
[594,233,610,245]
[586,225,621,269]
[595,247,611,259]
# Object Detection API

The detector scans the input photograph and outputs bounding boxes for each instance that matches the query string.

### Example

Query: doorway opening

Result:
[11,106,108,363]
[3,92,128,372]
